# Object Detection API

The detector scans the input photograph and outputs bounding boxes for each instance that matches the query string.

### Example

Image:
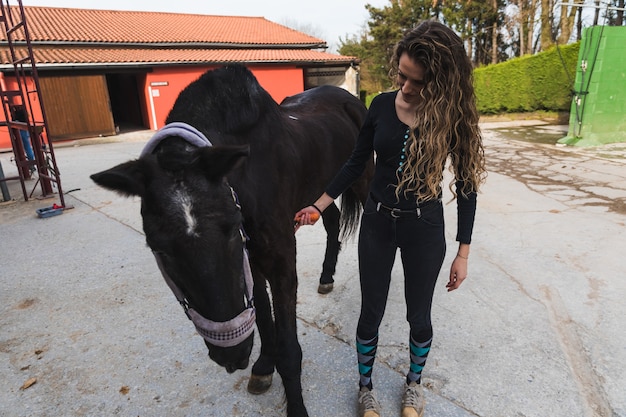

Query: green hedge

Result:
[362,43,579,113]
[474,43,580,114]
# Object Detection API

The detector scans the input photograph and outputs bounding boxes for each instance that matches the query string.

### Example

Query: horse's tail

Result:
[339,187,363,240]
[338,99,370,240]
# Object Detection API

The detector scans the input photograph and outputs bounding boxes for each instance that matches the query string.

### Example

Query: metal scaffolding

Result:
[0,0,65,206]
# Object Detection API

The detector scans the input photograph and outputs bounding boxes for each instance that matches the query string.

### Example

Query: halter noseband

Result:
[145,122,256,348]
[153,245,256,348]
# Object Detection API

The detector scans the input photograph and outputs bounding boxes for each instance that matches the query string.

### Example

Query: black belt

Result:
[370,194,440,219]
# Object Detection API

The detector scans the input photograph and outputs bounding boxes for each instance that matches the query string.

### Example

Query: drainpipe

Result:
[0,159,10,201]
[0,73,12,200]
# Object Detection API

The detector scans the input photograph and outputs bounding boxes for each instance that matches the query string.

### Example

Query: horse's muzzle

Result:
[206,333,253,373]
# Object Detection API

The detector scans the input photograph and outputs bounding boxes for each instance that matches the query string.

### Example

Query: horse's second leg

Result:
[274,295,308,417]
[318,202,341,294]
[248,274,276,394]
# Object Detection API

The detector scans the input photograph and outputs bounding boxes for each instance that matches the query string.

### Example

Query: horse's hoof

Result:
[317,283,334,294]
[248,373,273,394]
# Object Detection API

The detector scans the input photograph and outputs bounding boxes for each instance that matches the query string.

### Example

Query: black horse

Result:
[91,64,372,417]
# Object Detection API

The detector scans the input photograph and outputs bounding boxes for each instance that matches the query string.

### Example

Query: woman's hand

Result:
[294,194,333,232]
[294,206,321,232]
[446,255,468,291]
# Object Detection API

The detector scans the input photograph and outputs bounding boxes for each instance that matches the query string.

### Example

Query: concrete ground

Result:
[1,122,625,417]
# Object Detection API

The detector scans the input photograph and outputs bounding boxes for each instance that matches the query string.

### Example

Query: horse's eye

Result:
[152,249,167,258]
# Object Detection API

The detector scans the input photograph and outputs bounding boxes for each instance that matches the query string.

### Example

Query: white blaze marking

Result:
[174,189,198,237]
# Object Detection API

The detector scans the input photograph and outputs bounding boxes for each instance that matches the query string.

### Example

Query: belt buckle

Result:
[390,208,401,219]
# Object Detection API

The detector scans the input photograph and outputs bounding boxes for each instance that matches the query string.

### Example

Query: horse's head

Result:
[91,138,253,373]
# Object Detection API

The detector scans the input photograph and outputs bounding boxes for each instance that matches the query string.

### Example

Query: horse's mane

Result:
[165,64,279,134]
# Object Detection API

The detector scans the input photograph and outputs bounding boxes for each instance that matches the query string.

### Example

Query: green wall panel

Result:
[560,26,626,146]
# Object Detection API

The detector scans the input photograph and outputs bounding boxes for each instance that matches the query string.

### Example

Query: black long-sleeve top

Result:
[326,91,477,244]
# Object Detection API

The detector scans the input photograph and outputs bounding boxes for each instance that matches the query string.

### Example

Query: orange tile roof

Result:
[0,6,357,68]
[4,6,325,46]
[0,47,354,66]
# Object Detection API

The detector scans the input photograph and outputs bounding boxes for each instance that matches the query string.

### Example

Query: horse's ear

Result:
[90,159,147,197]
[196,145,250,181]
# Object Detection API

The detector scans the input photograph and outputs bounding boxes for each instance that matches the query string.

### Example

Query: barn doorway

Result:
[39,74,116,140]
[106,73,146,133]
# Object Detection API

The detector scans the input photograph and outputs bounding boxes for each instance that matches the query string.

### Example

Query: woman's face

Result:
[397,52,426,104]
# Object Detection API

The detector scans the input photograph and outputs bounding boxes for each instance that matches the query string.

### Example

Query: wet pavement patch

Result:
[493,126,568,145]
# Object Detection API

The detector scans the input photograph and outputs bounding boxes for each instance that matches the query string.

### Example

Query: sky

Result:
[20,0,391,52]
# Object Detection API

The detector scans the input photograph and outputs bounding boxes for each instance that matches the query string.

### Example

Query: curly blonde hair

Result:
[390,21,486,201]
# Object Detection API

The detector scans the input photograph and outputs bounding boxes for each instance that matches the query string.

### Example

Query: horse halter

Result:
[146,122,256,348]
[152,245,256,348]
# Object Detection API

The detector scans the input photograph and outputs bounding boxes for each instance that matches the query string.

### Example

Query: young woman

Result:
[295,20,486,417]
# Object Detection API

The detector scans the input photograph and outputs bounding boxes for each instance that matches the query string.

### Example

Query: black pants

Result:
[356,196,446,339]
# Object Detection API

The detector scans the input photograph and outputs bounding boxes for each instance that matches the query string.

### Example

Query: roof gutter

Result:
[2,40,328,50]
[0,59,357,72]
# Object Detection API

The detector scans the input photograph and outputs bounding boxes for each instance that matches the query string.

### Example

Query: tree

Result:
[593,0,601,25]
[340,0,591,91]
[618,0,625,25]
[539,0,554,50]
[556,2,578,44]
[606,0,626,25]
[437,0,508,65]
[506,0,540,56]
[339,33,389,93]
[339,0,510,90]
[340,0,440,92]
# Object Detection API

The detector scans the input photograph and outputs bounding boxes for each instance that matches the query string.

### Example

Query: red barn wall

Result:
[1,65,304,150]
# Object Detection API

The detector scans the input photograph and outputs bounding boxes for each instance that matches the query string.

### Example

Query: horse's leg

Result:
[263,237,308,417]
[248,272,276,395]
[318,202,341,294]
[273,284,308,417]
